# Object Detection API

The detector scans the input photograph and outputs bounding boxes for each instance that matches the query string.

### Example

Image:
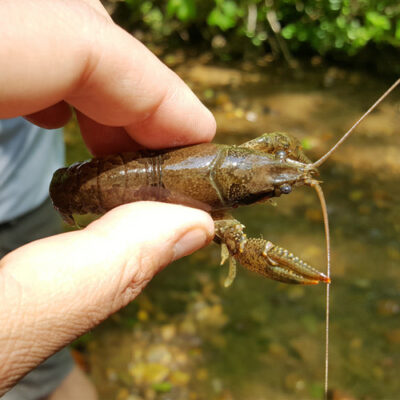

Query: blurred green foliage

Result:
[111,0,400,57]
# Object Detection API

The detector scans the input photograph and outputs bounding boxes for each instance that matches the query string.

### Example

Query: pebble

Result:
[245,111,258,122]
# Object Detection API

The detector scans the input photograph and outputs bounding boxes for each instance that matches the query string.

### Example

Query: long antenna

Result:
[312,78,400,168]
[311,181,331,399]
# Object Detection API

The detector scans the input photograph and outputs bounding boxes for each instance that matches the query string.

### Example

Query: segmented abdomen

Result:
[50,144,226,223]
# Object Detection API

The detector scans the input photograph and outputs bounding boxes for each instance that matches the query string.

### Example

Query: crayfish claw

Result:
[265,266,320,285]
[262,241,278,265]
[265,243,330,284]
[213,215,330,285]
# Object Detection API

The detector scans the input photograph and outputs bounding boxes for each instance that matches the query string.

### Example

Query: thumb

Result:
[0,202,213,387]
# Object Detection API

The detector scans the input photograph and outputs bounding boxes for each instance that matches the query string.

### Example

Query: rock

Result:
[211,35,227,49]
[245,111,258,122]
[187,66,243,87]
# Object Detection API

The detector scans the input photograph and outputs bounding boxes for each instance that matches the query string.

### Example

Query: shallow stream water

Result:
[65,59,400,400]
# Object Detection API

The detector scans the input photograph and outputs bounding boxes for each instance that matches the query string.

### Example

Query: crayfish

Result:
[50,79,399,288]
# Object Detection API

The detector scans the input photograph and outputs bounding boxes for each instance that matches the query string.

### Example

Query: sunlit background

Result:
[64,1,400,399]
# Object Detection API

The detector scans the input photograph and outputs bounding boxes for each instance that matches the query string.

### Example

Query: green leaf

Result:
[366,11,390,31]
[207,1,239,31]
[140,1,152,14]
[282,23,297,39]
[152,381,172,393]
[208,9,233,30]
[221,0,239,18]
[167,0,196,22]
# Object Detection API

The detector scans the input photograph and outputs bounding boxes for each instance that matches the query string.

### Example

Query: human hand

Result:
[1,0,215,155]
[0,0,215,393]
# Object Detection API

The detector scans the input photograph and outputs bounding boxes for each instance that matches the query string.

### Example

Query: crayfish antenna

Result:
[310,181,331,398]
[306,79,400,398]
[311,78,400,169]
[310,181,331,283]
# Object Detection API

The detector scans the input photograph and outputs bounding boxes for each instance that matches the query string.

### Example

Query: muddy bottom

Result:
[65,59,400,400]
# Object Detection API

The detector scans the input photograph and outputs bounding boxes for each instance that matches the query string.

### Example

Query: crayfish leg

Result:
[220,243,229,265]
[214,213,247,286]
[220,243,237,287]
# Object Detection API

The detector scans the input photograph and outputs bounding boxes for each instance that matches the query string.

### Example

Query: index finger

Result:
[0,0,216,152]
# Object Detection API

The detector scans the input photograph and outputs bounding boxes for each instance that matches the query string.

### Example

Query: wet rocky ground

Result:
[65,56,400,400]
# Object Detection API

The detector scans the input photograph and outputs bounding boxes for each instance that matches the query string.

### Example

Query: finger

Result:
[68,28,216,149]
[76,111,141,155]
[79,0,111,18]
[0,202,214,390]
[25,101,73,129]
[0,0,216,150]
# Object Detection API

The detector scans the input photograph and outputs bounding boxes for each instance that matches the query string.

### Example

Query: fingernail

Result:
[173,229,210,261]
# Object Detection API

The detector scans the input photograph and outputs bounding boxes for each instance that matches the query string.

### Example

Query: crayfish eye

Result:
[280,184,292,194]
[276,150,287,161]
